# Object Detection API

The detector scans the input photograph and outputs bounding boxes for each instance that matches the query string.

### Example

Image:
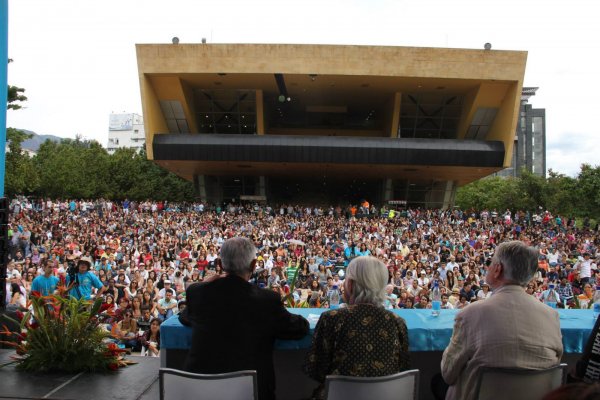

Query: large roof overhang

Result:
[153,134,504,185]
[136,43,527,185]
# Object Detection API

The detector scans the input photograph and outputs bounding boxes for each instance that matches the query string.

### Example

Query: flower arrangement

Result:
[0,292,136,372]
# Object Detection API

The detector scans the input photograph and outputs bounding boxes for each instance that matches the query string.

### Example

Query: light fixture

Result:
[484,42,492,50]
[172,37,179,44]
[201,38,207,44]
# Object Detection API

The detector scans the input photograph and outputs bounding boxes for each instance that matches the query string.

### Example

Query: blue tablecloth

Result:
[161,308,595,353]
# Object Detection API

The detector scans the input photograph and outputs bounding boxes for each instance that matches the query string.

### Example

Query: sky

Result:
[5,0,600,176]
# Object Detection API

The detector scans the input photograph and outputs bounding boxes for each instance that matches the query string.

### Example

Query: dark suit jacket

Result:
[180,274,309,400]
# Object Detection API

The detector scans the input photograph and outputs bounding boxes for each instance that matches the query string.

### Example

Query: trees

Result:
[7,85,27,110]
[34,137,112,198]
[577,164,600,219]
[7,59,27,111]
[456,166,600,219]
[5,72,36,196]
[4,128,38,196]
[30,139,195,201]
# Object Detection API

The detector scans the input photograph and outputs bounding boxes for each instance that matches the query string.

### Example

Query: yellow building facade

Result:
[136,43,527,206]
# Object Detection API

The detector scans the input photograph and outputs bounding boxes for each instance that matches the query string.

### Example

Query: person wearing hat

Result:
[158,279,176,300]
[66,256,106,300]
[476,282,492,300]
[417,270,430,287]
[448,287,461,307]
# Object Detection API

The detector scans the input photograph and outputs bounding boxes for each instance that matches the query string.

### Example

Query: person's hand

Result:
[203,272,226,283]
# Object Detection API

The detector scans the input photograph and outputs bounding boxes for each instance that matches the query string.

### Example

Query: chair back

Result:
[159,368,257,400]
[475,363,567,400]
[325,369,420,400]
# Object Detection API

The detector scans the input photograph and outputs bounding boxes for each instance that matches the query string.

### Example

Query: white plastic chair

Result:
[475,363,567,400]
[325,369,420,400]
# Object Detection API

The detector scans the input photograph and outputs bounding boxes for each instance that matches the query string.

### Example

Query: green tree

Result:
[32,141,195,201]
[7,59,28,110]
[517,169,547,210]
[545,169,579,217]
[576,164,600,219]
[33,138,111,198]
[7,85,27,110]
[4,127,39,196]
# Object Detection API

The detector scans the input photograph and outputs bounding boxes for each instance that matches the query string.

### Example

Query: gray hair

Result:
[219,237,256,276]
[346,256,388,306]
[493,241,539,286]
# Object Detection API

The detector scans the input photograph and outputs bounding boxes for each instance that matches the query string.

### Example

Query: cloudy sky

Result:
[5,0,599,176]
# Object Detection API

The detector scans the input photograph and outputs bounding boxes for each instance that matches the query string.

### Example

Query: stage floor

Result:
[0,350,158,400]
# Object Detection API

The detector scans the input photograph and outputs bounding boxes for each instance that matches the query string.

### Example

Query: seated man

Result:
[180,237,309,400]
[441,293,454,309]
[439,241,563,400]
[156,290,177,322]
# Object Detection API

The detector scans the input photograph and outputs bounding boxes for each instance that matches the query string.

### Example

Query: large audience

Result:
[4,198,600,354]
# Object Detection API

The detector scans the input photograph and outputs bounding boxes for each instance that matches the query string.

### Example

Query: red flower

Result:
[29,321,39,330]
[107,343,118,350]
[15,311,24,322]
[105,342,126,355]
[108,362,119,371]
[30,291,42,298]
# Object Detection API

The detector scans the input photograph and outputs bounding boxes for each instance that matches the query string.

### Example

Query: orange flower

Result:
[0,324,13,336]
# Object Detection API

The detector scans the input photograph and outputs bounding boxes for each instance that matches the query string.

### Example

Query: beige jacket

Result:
[441,285,563,400]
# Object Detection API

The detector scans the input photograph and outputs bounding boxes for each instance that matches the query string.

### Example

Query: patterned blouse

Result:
[304,303,411,393]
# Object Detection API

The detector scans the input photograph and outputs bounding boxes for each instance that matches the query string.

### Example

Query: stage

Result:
[0,350,159,400]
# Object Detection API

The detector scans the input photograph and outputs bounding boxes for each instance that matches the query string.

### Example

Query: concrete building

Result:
[135,43,528,207]
[495,87,546,178]
[107,113,145,154]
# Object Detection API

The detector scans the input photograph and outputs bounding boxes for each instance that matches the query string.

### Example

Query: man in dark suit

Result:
[180,237,309,400]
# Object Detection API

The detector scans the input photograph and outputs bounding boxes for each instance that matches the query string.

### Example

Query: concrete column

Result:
[442,181,456,210]
[257,176,267,198]
[383,179,394,202]
[194,175,208,203]
[390,92,402,138]
[256,90,265,135]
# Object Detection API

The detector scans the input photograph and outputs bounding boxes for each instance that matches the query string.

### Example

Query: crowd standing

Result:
[4,197,600,353]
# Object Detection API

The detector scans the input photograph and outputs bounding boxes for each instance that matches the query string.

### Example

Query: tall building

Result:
[107,113,145,155]
[136,43,527,207]
[495,87,546,177]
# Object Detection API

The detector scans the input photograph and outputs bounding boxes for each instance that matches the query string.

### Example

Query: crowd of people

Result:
[3,198,600,354]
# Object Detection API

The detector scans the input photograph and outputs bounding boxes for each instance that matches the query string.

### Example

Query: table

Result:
[161,308,595,353]
[161,309,595,400]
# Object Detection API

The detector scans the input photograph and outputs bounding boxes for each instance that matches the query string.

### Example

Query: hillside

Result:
[17,129,63,151]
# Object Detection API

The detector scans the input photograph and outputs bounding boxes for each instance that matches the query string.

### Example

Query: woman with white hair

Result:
[304,256,411,399]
